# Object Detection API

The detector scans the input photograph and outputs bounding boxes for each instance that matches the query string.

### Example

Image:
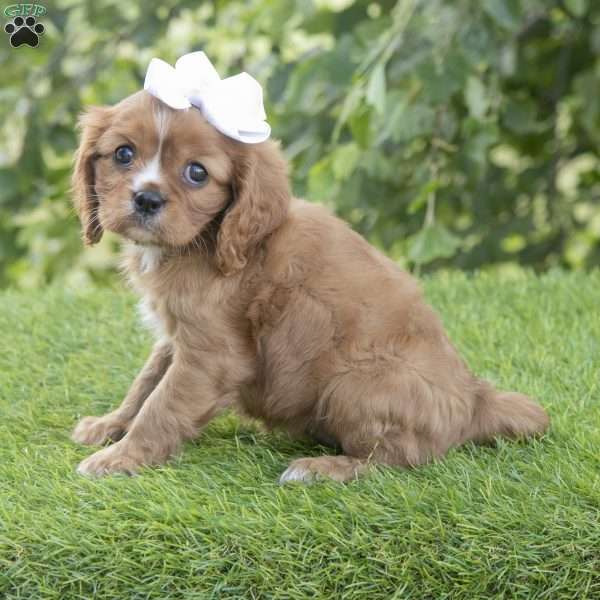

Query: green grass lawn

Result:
[1,270,599,599]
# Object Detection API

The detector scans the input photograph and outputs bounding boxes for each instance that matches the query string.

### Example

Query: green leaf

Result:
[331,143,361,180]
[564,0,587,17]
[465,76,489,120]
[390,103,436,143]
[502,97,545,133]
[407,223,461,265]
[366,63,386,115]
[417,51,469,103]
[408,180,442,215]
[308,157,339,202]
[463,121,499,165]
[482,0,521,31]
[349,108,372,148]
[333,85,364,142]
[0,168,20,203]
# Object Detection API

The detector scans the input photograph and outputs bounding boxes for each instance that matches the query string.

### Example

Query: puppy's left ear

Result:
[216,141,290,275]
[72,106,112,245]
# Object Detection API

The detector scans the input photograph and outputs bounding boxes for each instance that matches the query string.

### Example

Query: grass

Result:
[1,270,599,599]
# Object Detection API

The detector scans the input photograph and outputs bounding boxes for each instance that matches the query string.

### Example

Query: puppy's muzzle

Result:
[133,190,165,217]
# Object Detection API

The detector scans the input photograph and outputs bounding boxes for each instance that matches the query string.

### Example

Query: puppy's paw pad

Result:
[4,16,44,47]
[72,415,126,446]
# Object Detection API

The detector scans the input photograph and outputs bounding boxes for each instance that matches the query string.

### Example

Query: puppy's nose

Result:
[133,190,165,216]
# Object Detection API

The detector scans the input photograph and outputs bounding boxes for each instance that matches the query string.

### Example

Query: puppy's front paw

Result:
[72,414,126,446]
[77,443,141,477]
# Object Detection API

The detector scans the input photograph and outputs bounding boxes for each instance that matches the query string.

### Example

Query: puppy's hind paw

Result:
[72,414,127,446]
[279,455,368,484]
[279,463,316,484]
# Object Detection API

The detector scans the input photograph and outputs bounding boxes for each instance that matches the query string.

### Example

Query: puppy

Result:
[71,57,549,482]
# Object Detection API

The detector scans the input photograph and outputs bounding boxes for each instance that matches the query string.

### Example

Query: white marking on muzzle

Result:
[132,153,161,190]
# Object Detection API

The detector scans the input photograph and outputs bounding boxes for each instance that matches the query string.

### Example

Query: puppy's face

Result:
[73,90,290,273]
[84,91,234,247]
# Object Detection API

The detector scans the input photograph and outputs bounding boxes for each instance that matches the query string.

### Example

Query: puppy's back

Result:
[263,198,438,344]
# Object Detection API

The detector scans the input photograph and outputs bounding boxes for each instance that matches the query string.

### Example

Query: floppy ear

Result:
[72,106,112,245]
[216,141,291,275]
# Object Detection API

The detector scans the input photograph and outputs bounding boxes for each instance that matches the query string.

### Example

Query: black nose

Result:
[133,190,165,216]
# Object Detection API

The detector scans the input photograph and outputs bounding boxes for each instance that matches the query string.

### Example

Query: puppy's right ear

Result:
[72,106,112,245]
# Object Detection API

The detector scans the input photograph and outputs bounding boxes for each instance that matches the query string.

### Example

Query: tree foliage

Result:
[1,0,599,287]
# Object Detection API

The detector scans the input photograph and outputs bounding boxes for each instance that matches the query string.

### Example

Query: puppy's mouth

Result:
[101,208,163,244]
[132,210,160,229]
[125,221,161,244]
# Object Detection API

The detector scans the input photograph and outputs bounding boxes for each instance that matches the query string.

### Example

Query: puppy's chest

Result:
[135,280,230,345]
[138,295,174,340]
[126,245,247,350]
[137,288,227,341]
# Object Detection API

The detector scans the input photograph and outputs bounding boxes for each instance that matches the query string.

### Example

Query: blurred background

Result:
[0,0,599,288]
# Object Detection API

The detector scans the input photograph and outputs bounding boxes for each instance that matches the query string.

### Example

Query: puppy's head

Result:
[73,91,289,274]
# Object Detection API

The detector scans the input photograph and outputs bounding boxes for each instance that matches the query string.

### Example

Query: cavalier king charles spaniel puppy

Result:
[71,53,549,481]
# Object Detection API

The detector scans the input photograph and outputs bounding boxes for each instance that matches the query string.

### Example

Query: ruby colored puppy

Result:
[71,55,549,481]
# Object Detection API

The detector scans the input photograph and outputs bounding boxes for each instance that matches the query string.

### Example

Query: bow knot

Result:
[144,52,271,144]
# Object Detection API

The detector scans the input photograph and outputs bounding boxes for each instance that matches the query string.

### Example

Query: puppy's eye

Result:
[114,145,135,165]
[183,162,208,186]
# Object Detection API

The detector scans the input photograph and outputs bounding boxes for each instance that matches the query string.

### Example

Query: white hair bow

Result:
[143,52,271,144]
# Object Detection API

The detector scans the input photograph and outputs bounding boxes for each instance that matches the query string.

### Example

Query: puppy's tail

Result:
[469,384,550,443]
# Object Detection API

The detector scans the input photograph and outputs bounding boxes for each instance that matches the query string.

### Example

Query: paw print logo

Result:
[4,15,44,48]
